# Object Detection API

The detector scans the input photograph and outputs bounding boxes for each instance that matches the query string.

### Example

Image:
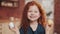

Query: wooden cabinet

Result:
[0,0,25,20]
[54,0,60,34]
[0,23,2,34]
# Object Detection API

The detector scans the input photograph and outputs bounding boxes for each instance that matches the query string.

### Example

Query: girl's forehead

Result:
[28,5,39,11]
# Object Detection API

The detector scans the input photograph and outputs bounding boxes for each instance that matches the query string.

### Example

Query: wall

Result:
[0,0,25,34]
[54,0,60,34]
[0,0,25,20]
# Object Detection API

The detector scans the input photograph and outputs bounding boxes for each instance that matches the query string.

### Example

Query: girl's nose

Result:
[31,12,35,15]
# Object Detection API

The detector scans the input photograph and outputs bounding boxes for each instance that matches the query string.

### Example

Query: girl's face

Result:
[27,5,40,21]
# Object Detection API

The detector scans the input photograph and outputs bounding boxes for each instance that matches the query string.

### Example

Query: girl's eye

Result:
[28,11,32,12]
[28,11,38,13]
[35,11,38,13]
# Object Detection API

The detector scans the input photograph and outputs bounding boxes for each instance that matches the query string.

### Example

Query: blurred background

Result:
[0,0,59,34]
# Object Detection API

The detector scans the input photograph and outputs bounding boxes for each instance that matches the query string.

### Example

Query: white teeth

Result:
[30,16,36,18]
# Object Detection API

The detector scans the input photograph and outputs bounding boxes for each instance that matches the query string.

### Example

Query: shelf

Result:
[0,0,18,2]
[0,0,19,7]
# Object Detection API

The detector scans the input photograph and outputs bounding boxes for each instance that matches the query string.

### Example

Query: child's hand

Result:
[9,24,19,32]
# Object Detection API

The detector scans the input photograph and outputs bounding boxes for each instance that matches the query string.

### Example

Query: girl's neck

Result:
[30,20,38,25]
[30,20,38,31]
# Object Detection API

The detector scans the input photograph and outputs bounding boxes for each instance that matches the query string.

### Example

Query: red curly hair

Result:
[21,1,46,34]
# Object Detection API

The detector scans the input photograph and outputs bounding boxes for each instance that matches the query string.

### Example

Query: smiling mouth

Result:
[30,16,37,18]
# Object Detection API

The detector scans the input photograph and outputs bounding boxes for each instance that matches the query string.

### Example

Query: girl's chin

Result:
[29,19,37,21]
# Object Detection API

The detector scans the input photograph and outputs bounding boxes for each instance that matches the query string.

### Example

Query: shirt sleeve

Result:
[40,29,45,34]
[39,24,45,34]
[41,27,45,34]
[19,27,24,34]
